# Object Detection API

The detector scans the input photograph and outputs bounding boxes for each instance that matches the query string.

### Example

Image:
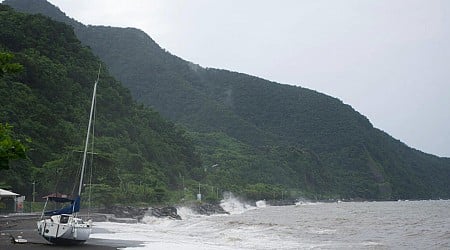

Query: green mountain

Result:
[4,0,450,200]
[0,4,202,205]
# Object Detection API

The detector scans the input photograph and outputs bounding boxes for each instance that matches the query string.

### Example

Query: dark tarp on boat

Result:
[44,196,81,216]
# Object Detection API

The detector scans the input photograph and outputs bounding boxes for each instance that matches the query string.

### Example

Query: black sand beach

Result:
[0,214,138,250]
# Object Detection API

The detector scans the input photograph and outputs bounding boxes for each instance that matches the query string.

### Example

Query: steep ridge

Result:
[0,5,201,204]
[5,0,449,199]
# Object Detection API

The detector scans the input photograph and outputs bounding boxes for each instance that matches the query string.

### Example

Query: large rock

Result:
[100,205,148,221]
[149,206,181,220]
[266,199,296,206]
[189,203,229,215]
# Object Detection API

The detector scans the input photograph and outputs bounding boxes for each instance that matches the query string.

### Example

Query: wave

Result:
[220,192,267,214]
[176,206,202,219]
[138,191,269,224]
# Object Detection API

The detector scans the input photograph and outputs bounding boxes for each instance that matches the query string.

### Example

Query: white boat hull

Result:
[37,214,91,245]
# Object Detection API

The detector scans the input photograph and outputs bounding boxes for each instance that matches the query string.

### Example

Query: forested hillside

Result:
[4,0,450,200]
[0,5,202,204]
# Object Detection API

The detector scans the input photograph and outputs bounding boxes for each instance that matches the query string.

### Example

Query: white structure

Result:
[0,188,19,197]
[0,188,20,213]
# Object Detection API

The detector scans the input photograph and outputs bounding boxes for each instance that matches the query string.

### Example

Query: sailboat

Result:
[37,67,100,245]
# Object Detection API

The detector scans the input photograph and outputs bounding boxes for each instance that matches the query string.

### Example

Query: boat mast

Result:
[78,66,101,196]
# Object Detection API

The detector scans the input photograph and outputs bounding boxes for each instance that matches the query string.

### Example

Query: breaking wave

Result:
[220,192,267,214]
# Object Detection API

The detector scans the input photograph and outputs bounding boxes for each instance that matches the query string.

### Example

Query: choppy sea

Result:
[91,196,450,249]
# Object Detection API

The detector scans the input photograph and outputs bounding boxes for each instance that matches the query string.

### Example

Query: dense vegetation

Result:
[0,5,203,206]
[4,0,450,201]
[0,52,28,170]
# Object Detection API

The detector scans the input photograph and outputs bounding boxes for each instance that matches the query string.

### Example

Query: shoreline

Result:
[0,214,142,249]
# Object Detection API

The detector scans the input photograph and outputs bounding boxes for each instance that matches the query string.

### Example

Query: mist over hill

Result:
[4,0,450,200]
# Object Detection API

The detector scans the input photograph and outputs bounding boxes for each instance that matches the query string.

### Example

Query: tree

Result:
[0,52,23,77]
[0,52,27,170]
[0,123,28,170]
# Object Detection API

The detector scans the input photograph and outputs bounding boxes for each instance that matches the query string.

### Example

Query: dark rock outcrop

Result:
[189,203,229,216]
[149,206,181,220]
[96,202,229,222]
[100,205,148,221]
[266,199,296,206]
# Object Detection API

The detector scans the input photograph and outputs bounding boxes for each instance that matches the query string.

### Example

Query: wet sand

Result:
[0,214,139,250]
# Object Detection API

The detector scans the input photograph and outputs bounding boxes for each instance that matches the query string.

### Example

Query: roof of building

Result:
[0,188,19,197]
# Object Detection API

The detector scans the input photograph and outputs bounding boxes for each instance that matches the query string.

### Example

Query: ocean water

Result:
[90,197,450,249]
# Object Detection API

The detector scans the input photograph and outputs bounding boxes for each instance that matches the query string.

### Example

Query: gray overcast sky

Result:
[46,0,449,157]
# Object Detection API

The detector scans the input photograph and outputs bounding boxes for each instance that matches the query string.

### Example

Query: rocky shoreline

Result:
[0,199,301,249]
[97,202,229,222]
